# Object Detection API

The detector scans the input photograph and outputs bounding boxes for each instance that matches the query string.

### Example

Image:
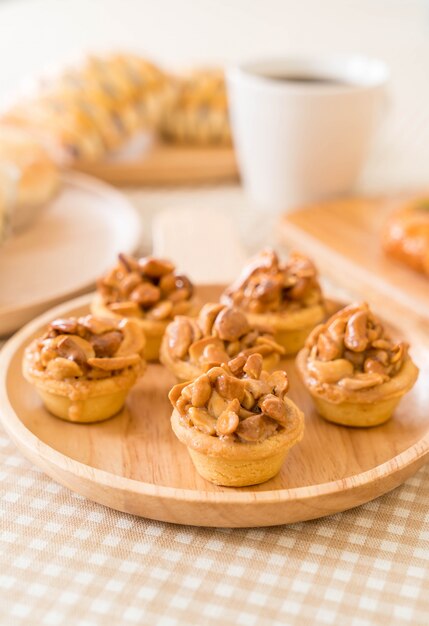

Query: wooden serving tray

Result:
[1,288,428,528]
[279,195,429,322]
[75,141,239,186]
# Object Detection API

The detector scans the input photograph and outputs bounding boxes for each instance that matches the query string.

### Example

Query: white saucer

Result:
[0,172,141,335]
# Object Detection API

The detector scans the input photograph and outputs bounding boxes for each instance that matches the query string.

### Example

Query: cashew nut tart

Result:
[160,302,285,381]
[296,303,419,427]
[160,68,231,145]
[222,249,326,355]
[92,254,199,361]
[23,315,146,423]
[168,354,304,487]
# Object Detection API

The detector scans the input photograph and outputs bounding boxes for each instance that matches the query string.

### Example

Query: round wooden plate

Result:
[1,288,428,528]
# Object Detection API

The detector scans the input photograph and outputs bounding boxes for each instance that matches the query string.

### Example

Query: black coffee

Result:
[261,74,349,86]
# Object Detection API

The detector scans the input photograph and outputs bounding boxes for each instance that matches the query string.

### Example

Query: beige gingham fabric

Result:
[1,421,429,625]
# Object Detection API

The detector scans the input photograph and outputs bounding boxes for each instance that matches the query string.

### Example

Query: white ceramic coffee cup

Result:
[227,56,389,211]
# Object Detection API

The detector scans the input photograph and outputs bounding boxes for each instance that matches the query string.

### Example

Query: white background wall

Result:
[0,0,427,88]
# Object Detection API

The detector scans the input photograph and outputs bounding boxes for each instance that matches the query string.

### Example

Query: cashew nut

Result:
[344,310,369,352]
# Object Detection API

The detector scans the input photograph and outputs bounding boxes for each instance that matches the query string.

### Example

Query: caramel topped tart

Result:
[169,353,297,445]
[96,253,196,322]
[302,302,409,399]
[222,249,324,314]
[25,314,145,381]
[163,302,284,370]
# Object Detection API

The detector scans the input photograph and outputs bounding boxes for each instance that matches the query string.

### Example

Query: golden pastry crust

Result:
[222,249,326,354]
[92,253,199,361]
[171,397,303,461]
[24,363,140,424]
[296,302,419,427]
[168,354,304,486]
[382,197,429,276]
[23,314,146,422]
[160,68,231,145]
[160,302,284,381]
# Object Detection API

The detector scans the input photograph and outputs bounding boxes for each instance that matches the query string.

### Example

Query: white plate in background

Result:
[0,171,141,335]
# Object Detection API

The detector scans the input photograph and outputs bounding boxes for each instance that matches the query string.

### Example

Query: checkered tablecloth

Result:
[1,424,429,626]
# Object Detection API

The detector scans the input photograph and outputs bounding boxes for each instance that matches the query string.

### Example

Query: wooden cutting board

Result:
[279,194,429,323]
[75,140,239,186]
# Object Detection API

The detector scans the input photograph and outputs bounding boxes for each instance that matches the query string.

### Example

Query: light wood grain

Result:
[75,143,239,186]
[279,194,429,324]
[0,289,428,528]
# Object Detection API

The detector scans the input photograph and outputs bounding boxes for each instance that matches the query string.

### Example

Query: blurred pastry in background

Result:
[382,197,429,277]
[222,249,326,355]
[160,68,231,145]
[1,53,175,165]
[0,163,15,243]
[3,95,105,165]
[0,125,59,235]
